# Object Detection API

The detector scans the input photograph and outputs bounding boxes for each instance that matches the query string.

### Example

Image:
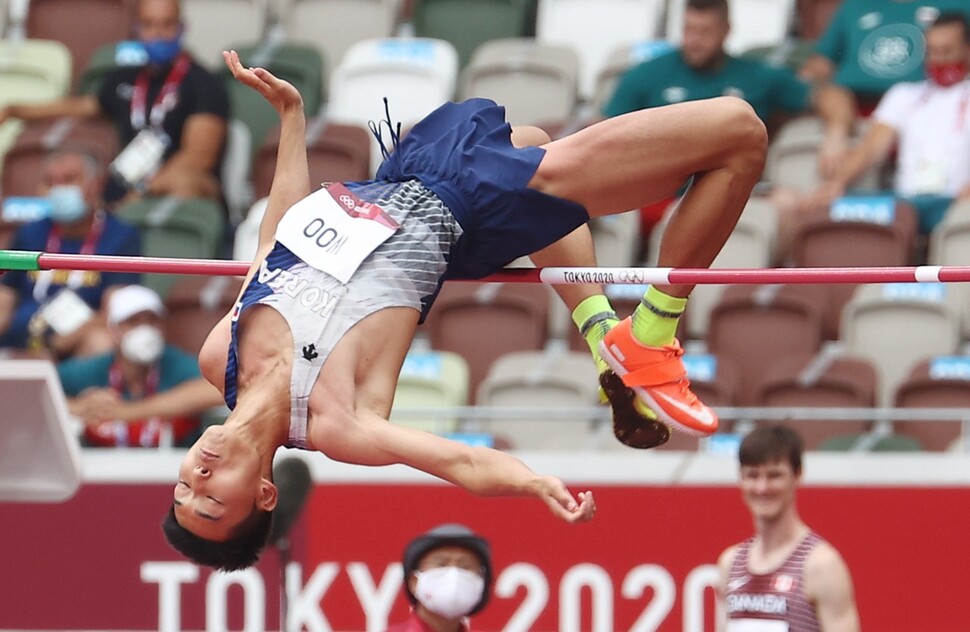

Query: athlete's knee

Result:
[711,97,768,171]
[511,125,552,148]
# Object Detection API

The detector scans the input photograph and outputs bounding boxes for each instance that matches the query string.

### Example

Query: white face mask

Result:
[48,184,89,224]
[120,324,165,364]
[413,567,484,620]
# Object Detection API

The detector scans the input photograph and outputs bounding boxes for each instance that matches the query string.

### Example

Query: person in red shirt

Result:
[388,524,492,632]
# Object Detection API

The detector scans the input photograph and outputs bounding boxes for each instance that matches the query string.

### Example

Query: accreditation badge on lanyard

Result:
[275,184,400,284]
[32,211,105,335]
[110,54,190,188]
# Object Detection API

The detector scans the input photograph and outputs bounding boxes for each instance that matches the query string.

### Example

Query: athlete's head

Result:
[737,425,803,523]
[682,0,730,70]
[161,425,277,571]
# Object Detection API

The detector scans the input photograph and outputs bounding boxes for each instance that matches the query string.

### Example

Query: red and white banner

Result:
[2,483,968,631]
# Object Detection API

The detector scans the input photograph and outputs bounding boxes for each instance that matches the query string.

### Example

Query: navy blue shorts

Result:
[373,98,590,279]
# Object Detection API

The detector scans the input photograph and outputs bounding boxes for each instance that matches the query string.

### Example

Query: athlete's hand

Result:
[223,49,303,115]
[537,476,596,523]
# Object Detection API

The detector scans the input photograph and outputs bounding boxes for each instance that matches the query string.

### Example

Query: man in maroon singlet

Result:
[716,425,860,632]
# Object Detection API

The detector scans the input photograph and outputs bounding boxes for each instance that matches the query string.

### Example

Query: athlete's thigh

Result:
[532,97,765,215]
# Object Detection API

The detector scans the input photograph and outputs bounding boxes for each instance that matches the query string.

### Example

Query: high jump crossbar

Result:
[1,250,969,285]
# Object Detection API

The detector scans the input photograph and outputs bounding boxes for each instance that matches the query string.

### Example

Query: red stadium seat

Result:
[893,357,970,452]
[707,284,827,405]
[791,198,917,339]
[251,120,371,201]
[162,276,243,357]
[425,282,550,402]
[25,0,133,91]
[754,350,878,450]
[2,118,118,198]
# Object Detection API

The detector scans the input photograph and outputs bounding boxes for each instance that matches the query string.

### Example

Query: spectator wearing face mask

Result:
[803,12,970,235]
[57,284,224,448]
[799,0,970,116]
[0,146,141,358]
[0,0,229,205]
[389,524,492,632]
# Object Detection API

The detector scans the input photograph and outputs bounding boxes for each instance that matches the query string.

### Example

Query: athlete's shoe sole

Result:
[600,370,670,449]
[599,320,718,437]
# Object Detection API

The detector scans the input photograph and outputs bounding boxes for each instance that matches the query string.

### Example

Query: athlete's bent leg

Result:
[530,96,767,292]
[529,97,767,439]
[512,127,617,382]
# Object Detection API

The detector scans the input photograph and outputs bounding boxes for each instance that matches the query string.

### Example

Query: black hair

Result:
[932,12,970,44]
[686,0,729,20]
[161,504,273,572]
[738,425,803,474]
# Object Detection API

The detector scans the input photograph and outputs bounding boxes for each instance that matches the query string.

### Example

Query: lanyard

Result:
[33,210,106,302]
[130,53,191,131]
[912,82,970,132]
[109,360,164,447]
[109,360,160,399]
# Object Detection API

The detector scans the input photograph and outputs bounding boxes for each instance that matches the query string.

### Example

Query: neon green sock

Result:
[571,295,618,374]
[631,286,687,347]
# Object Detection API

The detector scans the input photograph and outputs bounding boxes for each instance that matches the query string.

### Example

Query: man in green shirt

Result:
[605,0,826,126]
[800,0,970,110]
[603,0,854,260]
[603,5,811,122]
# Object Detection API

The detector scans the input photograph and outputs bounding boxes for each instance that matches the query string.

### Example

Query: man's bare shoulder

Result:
[805,539,850,576]
[717,543,740,569]
[804,538,855,600]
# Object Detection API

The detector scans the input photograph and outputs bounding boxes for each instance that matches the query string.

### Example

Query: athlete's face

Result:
[739,458,799,523]
[681,8,729,69]
[173,426,275,541]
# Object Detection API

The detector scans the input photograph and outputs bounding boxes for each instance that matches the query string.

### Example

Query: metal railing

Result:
[388,405,970,452]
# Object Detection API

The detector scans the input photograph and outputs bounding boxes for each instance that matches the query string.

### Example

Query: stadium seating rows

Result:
[2,0,969,452]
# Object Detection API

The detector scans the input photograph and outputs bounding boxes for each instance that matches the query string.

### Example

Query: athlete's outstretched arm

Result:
[196,51,314,388]
[320,407,596,524]
[222,50,310,263]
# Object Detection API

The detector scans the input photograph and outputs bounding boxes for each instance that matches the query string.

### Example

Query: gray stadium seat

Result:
[476,349,599,450]
[841,283,962,407]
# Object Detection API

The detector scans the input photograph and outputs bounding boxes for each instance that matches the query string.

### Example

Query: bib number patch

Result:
[276,184,399,284]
